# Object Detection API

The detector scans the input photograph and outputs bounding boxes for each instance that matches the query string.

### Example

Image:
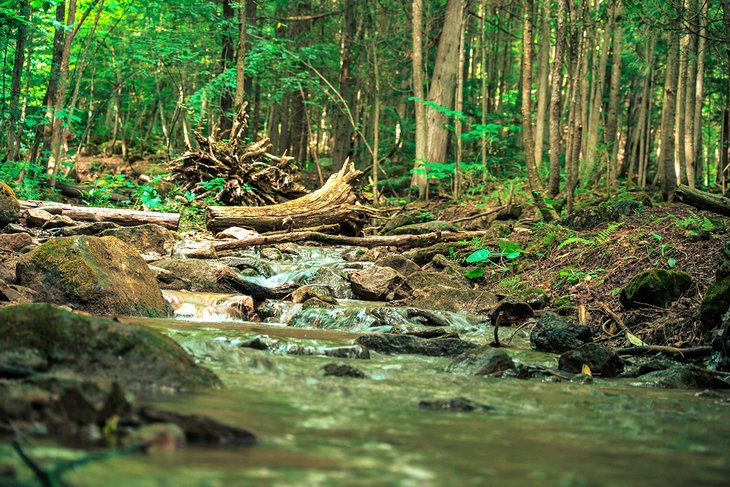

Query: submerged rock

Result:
[632,365,730,389]
[355,333,477,357]
[418,397,494,412]
[16,235,169,316]
[558,343,625,377]
[529,312,593,354]
[447,347,515,376]
[0,303,220,391]
[619,269,693,308]
[323,363,367,378]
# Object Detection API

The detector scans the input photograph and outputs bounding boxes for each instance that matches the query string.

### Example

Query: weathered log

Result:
[675,184,730,217]
[19,200,180,230]
[212,229,492,256]
[206,161,375,234]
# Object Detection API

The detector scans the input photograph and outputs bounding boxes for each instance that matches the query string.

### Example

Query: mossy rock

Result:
[700,277,730,331]
[0,303,220,390]
[386,220,458,236]
[0,182,20,227]
[409,285,498,314]
[16,235,169,317]
[559,199,643,231]
[717,240,730,281]
[619,269,693,309]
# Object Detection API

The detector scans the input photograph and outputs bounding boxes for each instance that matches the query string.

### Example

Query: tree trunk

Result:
[675,184,730,217]
[659,31,679,200]
[548,0,568,197]
[412,0,429,198]
[534,3,550,169]
[219,0,235,135]
[675,0,690,186]
[604,2,623,192]
[426,0,466,168]
[331,0,358,171]
[454,13,467,200]
[234,0,247,112]
[19,200,180,230]
[5,0,30,162]
[521,0,555,221]
[693,0,707,185]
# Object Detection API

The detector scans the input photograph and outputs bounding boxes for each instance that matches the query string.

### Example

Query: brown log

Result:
[206,161,375,234]
[19,200,180,230]
[213,230,492,255]
[675,184,730,217]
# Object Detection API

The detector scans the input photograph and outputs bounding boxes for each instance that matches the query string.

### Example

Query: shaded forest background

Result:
[1,0,729,210]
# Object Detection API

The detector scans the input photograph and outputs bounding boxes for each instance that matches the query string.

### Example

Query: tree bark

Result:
[331,0,358,171]
[234,0,247,112]
[604,2,623,192]
[534,3,550,169]
[659,31,679,200]
[412,0,429,198]
[219,0,235,135]
[675,184,730,217]
[692,0,707,184]
[5,0,30,162]
[548,0,568,197]
[19,200,180,230]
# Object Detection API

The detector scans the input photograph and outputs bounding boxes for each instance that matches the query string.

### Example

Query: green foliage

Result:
[465,249,491,264]
[0,162,59,200]
[555,267,607,288]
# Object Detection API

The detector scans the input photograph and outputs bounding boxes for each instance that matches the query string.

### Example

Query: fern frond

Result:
[557,237,595,250]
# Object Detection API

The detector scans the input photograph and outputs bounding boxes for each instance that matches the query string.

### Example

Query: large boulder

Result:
[100,224,177,256]
[16,235,168,317]
[0,182,20,227]
[154,258,236,292]
[409,286,498,315]
[0,303,220,390]
[530,312,593,354]
[619,269,693,308]
[349,265,405,301]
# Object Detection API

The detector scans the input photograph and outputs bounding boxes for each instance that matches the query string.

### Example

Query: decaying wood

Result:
[206,161,375,234]
[19,200,180,230]
[675,184,730,217]
[172,104,306,206]
[211,229,492,256]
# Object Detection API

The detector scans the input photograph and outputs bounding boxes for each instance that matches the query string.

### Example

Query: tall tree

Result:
[331,0,358,170]
[411,0,428,198]
[548,0,568,197]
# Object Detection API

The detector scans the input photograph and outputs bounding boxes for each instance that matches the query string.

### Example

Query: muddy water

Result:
[58,318,730,487]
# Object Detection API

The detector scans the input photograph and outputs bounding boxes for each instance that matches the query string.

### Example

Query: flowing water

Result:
[7,247,730,486]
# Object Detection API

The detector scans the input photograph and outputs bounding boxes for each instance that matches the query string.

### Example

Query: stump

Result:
[206,161,375,235]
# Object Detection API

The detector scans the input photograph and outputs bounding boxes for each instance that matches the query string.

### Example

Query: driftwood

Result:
[212,229,491,256]
[19,200,180,230]
[675,184,730,217]
[172,104,306,206]
[206,161,375,234]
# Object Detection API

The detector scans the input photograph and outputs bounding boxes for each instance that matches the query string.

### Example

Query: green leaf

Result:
[506,251,520,260]
[464,268,485,279]
[667,257,676,268]
[626,331,647,347]
[465,249,491,263]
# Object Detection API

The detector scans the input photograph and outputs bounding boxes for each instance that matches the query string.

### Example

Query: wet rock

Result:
[323,363,367,378]
[517,287,549,310]
[0,182,20,227]
[16,235,168,316]
[218,256,273,277]
[559,199,643,231]
[292,285,337,304]
[700,277,730,330]
[289,307,381,331]
[0,347,48,375]
[529,312,593,354]
[48,221,120,236]
[304,266,354,299]
[632,365,730,389]
[242,335,279,350]
[619,269,693,308]
[322,346,370,359]
[558,343,625,377]
[349,265,405,301]
[3,222,29,234]
[138,407,256,446]
[423,254,471,288]
[418,397,494,412]
[100,224,177,256]
[355,333,477,357]
[387,220,459,236]
[0,231,32,252]
[490,299,534,326]
[0,303,220,390]
[409,286,498,315]
[447,347,515,376]
[126,423,186,451]
[215,226,262,240]
[41,214,77,229]
[24,208,54,228]
[154,258,236,293]
[374,254,421,276]
[260,247,283,260]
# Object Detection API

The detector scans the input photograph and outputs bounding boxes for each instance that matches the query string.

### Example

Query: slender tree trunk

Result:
[412,0,428,197]
[534,2,550,169]
[234,0,247,112]
[548,0,568,197]
[5,0,30,162]
[454,12,467,200]
[659,31,680,200]
[219,0,235,135]
[604,2,623,192]
[480,0,489,181]
[521,0,555,221]
[693,0,707,184]
[332,0,358,170]
[675,0,690,186]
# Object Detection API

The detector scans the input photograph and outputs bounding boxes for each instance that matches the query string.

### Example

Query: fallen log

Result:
[212,229,492,255]
[19,200,180,230]
[206,161,375,234]
[675,184,730,217]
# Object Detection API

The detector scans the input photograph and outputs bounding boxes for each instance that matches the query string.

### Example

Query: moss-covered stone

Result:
[387,220,459,236]
[16,235,168,316]
[0,303,220,390]
[717,240,730,281]
[559,199,643,231]
[0,182,20,227]
[409,285,498,314]
[700,277,730,330]
[619,269,693,309]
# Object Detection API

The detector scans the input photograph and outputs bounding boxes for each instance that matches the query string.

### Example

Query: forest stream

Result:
[4,246,727,487]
